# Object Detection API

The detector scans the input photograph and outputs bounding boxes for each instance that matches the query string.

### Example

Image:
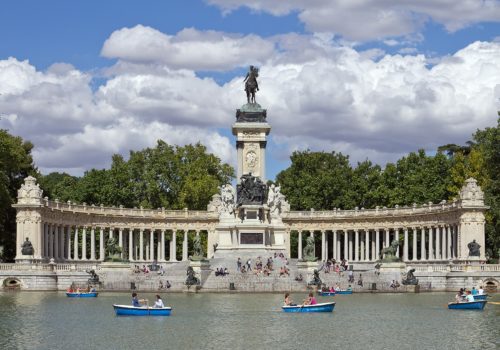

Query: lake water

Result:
[0,292,498,350]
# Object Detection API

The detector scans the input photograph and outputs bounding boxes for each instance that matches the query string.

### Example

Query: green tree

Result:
[471,119,500,260]
[39,141,234,211]
[0,130,37,261]
[276,150,355,210]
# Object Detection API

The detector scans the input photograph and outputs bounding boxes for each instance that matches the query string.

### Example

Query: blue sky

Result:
[0,1,499,180]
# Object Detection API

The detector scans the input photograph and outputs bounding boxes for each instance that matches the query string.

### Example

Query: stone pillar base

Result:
[296,261,319,273]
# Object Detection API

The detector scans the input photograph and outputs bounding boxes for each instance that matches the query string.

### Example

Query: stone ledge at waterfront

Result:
[1,261,498,293]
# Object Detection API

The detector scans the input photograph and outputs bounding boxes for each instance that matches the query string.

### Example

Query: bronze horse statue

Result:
[244,66,259,104]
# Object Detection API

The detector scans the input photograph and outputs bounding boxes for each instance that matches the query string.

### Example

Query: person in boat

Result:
[284,293,296,306]
[478,286,484,295]
[132,292,147,307]
[471,287,478,295]
[154,294,164,308]
[346,285,353,291]
[303,292,317,306]
[329,286,334,293]
[465,290,475,302]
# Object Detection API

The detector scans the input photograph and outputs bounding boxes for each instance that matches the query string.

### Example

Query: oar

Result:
[489,301,500,305]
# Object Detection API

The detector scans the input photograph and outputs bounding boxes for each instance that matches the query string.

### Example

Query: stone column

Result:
[129,229,134,261]
[60,225,65,260]
[342,231,347,260]
[451,225,456,259]
[321,230,326,261]
[109,228,114,240]
[99,227,105,261]
[298,231,303,260]
[54,225,59,260]
[118,228,123,259]
[403,228,409,262]
[354,229,359,262]
[43,223,48,258]
[429,226,434,260]
[150,229,155,261]
[371,231,376,261]
[348,231,353,261]
[358,230,365,261]
[81,226,87,260]
[58,225,64,260]
[161,230,166,261]
[90,227,96,260]
[375,229,380,261]
[74,226,80,260]
[446,225,451,260]
[333,230,337,260]
[420,227,425,261]
[182,230,188,261]
[394,228,399,257]
[412,227,417,261]
[385,229,389,248]
[436,225,441,260]
[157,231,161,261]
[67,225,72,260]
[48,224,54,259]
[364,230,370,261]
[139,229,144,261]
[170,229,177,262]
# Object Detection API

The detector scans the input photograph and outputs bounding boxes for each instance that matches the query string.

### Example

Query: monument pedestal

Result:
[379,262,406,273]
[297,260,319,273]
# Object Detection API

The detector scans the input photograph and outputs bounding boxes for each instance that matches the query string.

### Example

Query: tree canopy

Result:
[40,141,235,210]
[0,129,37,261]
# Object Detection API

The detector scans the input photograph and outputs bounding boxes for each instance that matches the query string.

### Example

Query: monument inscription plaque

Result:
[240,232,263,245]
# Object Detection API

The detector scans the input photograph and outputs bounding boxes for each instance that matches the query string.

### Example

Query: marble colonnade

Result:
[292,225,460,262]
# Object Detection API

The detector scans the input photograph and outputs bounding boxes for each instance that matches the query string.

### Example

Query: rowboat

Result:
[318,291,336,296]
[113,304,172,316]
[447,300,487,310]
[335,290,353,295]
[472,294,488,301]
[66,292,98,298]
[282,302,335,313]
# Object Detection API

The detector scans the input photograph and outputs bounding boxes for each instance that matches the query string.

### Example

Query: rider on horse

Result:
[244,65,259,104]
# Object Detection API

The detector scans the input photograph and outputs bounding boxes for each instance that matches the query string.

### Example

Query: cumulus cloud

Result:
[1,26,499,178]
[101,25,275,71]
[207,0,500,41]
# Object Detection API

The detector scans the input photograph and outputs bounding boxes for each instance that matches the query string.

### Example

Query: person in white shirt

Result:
[154,294,165,308]
[478,286,484,295]
[465,291,475,302]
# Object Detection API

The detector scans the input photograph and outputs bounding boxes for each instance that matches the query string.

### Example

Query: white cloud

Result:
[101,25,275,71]
[207,0,500,41]
[1,27,499,178]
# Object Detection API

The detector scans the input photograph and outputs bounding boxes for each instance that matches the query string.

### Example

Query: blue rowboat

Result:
[448,300,487,310]
[473,294,488,301]
[282,302,335,313]
[335,290,353,295]
[113,304,172,316]
[318,291,336,296]
[66,292,98,298]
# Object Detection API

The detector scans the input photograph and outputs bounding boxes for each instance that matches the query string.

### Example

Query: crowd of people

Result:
[132,264,166,276]
[235,252,289,276]
[454,286,485,302]
[215,267,229,276]
[320,284,353,293]
[320,258,350,275]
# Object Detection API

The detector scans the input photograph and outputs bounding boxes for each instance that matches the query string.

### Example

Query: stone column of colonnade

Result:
[294,224,461,265]
[39,225,196,263]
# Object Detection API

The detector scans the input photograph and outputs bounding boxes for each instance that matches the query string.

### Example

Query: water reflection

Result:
[0,292,498,350]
